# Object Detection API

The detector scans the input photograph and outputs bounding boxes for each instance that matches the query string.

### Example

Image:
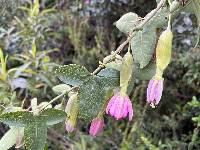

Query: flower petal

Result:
[155,80,163,105]
[89,118,104,136]
[114,96,124,120]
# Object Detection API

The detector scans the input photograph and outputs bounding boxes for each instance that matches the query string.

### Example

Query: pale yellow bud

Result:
[156,28,173,78]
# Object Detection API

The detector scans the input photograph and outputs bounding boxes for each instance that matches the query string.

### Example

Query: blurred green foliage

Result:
[0,0,199,150]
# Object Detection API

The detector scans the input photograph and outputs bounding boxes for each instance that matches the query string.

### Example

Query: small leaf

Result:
[24,122,47,150]
[145,6,169,29]
[131,28,157,68]
[131,6,169,68]
[97,68,120,88]
[97,68,119,79]
[134,62,156,80]
[41,109,66,126]
[116,12,140,34]
[192,115,200,127]
[52,84,71,95]
[105,60,122,71]
[0,111,33,127]
[55,64,91,86]
[77,77,112,121]
[0,127,19,150]
[10,78,28,90]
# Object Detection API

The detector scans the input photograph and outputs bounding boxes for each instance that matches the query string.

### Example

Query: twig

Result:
[92,0,167,75]
[40,87,77,111]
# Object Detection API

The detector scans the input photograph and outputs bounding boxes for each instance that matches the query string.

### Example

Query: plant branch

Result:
[40,87,77,111]
[92,0,167,75]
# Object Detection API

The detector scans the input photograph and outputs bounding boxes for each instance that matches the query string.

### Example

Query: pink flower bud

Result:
[89,118,104,136]
[147,78,163,108]
[106,92,133,121]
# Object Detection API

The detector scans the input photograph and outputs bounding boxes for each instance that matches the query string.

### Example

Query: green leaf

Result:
[0,111,33,127]
[77,77,113,121]
[0,108,65,150]
[134,62,156,80]
[131,6,169,68]
[145,6,169,29]
[116,12,140,34]
[55,64,91,86]
[41,109,66,126]
[24,122,47,150]
[131,28,157,68]
[97,68,119,88]
[105,61,122,71]
[97,68,119,79]
[192,115,200,127]
[52,84,71,95]
[0,127,19,150]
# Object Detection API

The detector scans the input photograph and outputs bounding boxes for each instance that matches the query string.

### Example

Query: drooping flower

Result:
[106,92,133,121]
[147,78,164,108]
[146,26,173,108]
[89,118,104,136]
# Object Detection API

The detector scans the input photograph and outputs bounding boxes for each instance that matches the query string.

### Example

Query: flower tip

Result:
[65,121,75,133]
[146,78,164,108]
[89,118,104,137]
[106,93,133,121]
[150,103,156,108]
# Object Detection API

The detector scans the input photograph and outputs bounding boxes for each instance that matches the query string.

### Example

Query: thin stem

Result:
[92,0,166,75]
[195,26,200,48]
[40,87,77,111]
[168,0,172,29]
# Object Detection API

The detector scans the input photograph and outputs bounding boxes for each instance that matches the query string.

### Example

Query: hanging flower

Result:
[106,92,133,121]
[89,118,104,136]
[147,78,164,108]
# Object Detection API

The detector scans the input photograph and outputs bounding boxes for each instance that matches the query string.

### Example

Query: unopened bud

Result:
[156,28,173,78]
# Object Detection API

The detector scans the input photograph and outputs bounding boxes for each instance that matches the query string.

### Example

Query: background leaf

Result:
[77,77,113,121]
[0,111,33,127]
[41,109,66,126]
[134,62,156,80]
[131,6,169,68]
[97,68,119,79]
[97,68,119,88]
[131,28,157,68]
[52,84,71,95]
[116,12,140,34]
[55,64,91,86]
[24,122,47,150]
[0,127,19,150]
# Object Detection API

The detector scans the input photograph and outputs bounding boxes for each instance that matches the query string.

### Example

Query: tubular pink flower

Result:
[106,93,133,121]
[89,118,104,136]
[147,78,163,108]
